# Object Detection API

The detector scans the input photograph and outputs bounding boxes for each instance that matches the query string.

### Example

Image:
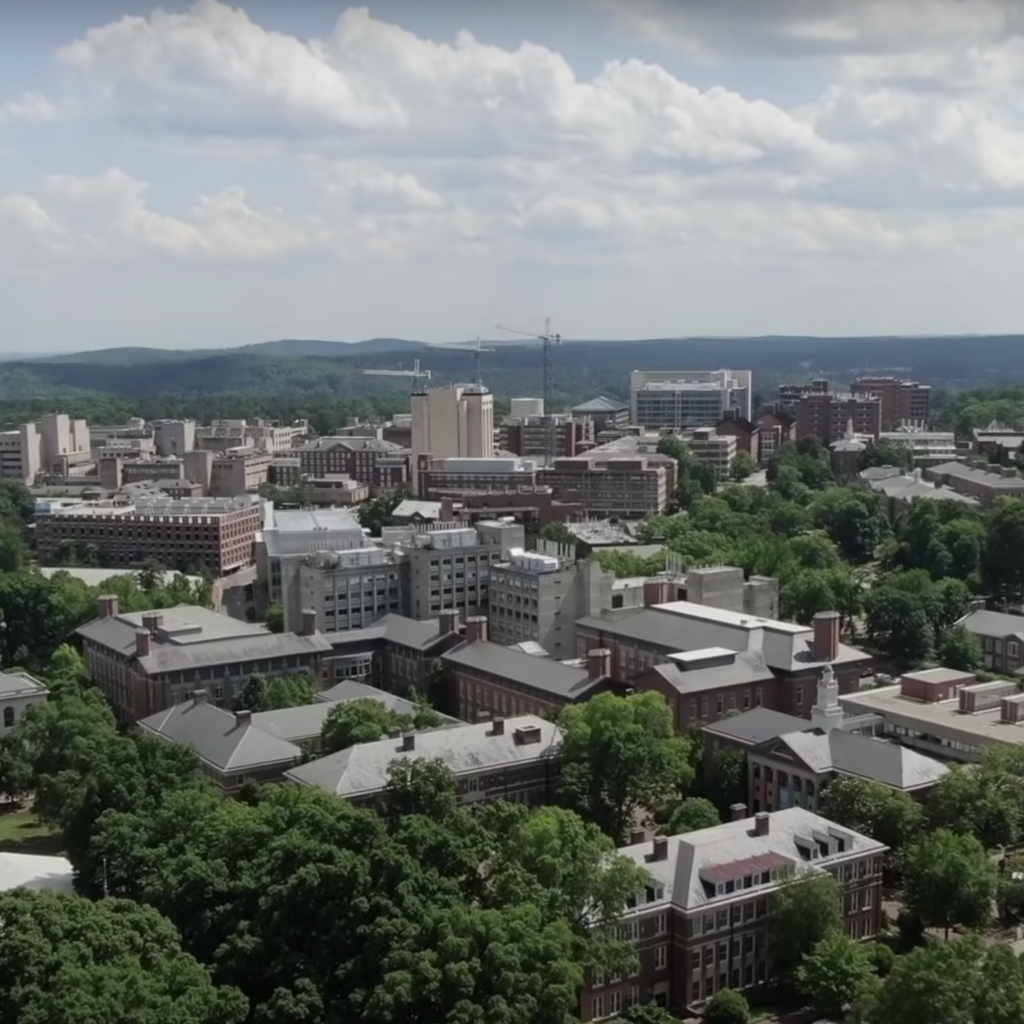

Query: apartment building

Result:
[539,455,672,518]
[77,597,332,723]
[295,437,410,493]
[36,496,263,575]
[582,809,886,1019]
[578,602,870,731]
[630,370,753,429]
[442,618,616,721]
[923,458,1024,505]
[285,714,563,807]
[0,671,48,734]
[499,414,594,459]
[794,383,882,444]
[851,377,931,430]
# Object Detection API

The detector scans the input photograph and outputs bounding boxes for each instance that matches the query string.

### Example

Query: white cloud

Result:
[0,92,64,123]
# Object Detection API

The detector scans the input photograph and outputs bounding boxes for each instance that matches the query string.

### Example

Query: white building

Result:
[0,413,90,484]
[411,384,494,485]
[0,671,48,732]
[630,369,752,428]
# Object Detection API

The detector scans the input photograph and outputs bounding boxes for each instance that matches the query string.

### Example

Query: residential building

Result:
[714,412,759,464]
[754,406,796,464]
[35,496,263,575]
[442,617,616,720]
[838,668,1024,763]
[571,396,631,430]
[294,437,411,493]
[582,808,886,1018]
[851,377,931,430]
[630,370,752,429]
[0,671,48,733]
[499,414,594,459]
[284,714,563,807]
[411,383,495,484]
[923,459,1024,505]
[956,609,1024,673]
[794,384,882,444]
[580,603,870,730]
[77,597,333,723]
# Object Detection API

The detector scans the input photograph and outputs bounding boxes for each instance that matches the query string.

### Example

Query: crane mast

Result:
[494,318,562,462]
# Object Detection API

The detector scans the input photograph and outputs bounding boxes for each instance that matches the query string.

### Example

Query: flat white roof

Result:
[668,646,737,663]
[654,599,807,634]
[0,852,74,894]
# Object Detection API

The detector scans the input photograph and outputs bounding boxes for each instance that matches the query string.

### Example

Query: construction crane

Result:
[471,336,495,387]
[362,358,432,393]
[495,317,562,461]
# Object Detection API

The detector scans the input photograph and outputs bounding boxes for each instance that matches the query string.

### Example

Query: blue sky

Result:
[0,0,1021,351]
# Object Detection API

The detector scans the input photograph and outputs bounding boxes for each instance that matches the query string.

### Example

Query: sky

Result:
[2,0,1024,351]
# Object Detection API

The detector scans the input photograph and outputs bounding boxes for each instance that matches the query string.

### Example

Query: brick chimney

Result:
[97,594,120,619]
[440,497,454,522]
[235,709,252,726]
[141,612,163,634]
[812,610,840,664]
[301,608,318,636]
[134,629,151,657]
[490,717,505,736]
[629,828,646,844]
[401,732,416,751]
[643,578,668,608]
[438,609,460,636]
[587,648,612,679]
[754,811,770,836]
[730,802,748,822]
[651,836,669,861]
[465,615,488,644]
[192,690,208,705]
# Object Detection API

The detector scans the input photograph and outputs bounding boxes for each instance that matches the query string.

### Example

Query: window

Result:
[655,913,668,934]
[609,991,623,1015]
[862,888,874,911]
[796,686,803,707]
[591,996,605,1020]
[654,945,667,969]
[628,986,640,1008]
[2,706,13,728]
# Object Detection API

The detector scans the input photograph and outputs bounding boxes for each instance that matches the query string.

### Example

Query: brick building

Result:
[580,808,886,1019]
[295,437,410,492]
[500,415,594,459]
[851,377,931,430]
[714,412,759,463]
[794,384,882,444]
[754,406,796,464]
[538,455,673,518]
[35,496,262,575]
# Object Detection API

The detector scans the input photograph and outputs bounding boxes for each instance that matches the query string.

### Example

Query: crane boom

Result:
[495,318,562,462]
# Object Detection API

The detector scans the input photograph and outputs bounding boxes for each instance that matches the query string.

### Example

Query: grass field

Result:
[0,806,63,854]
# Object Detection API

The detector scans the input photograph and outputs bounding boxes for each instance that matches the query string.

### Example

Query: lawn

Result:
[0,806,64,854]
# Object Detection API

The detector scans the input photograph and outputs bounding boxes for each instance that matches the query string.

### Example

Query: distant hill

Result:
[237,337,429,358]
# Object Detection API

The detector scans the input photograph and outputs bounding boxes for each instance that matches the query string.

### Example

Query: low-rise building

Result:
[77,597,333,723]
[923,459,1024,505]
[284,714,563,807]
[956,609,1024,673]
[295,437,410,492]
[582,808,886,1019]
[972,422,1024,458]
[714,412,759,464]
[539,455,672,518]
[499,414,594,459]
[0,671,48,733]
[858,465,981,514]
[685,427,736,479]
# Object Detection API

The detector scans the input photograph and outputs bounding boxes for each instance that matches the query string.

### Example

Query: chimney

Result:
[465,615,489,644]
[643,578,668,608]
[440,496,454,522]
[812,610,840,664]
[235,709,252,726]
[301,608,318,636]
[490,717,505,736]
[652,836,669,861]
[630,828,646,845]
[192,689,208,704]
[438,609,460,636]
[587,647,612,679]
[401,732,416,751]
[97,594,120,619]
[754,812,770,836]
[142,612,163,634]
[388,728,402,739]
[134,629,151,657]
[730,802,748,822]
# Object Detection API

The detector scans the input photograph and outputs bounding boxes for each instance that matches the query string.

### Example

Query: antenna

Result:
[495,317,563,461]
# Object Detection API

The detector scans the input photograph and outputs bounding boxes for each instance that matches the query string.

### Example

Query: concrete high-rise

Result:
[411,384,494,481]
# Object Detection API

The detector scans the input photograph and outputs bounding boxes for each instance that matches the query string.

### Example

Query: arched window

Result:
[2,707,14,728]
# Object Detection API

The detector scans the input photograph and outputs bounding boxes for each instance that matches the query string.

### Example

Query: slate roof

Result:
[442,640,606,699]
[772,728,949,791]
[646,650,775,695]
[958,609,1024,640]
[930,460,1024,490]
[323,614,446,652]
[138,699,303,772]
[284,714,561,799]
[314,679,460,724]
[576,602,869,674]
[618,807,886,913]
[249,704,333,743]
[702,707,810,746]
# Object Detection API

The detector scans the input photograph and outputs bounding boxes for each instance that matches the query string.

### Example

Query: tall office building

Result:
[630,369,752,428]
[411,384,494,485]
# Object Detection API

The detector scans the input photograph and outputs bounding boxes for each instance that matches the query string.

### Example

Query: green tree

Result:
[984,497,1024,607]
[558,691,693,841]
[264,602,285,633]
[622,1003,678,1024]
[902,829,996,938]
[0,890,247,1024]
[703,987,750,1024]
[795,931,875,1016]
[235,671,318,712]
[321,697,413,752]
[974,943,1024,1024]
[767,869,842,982]
[661,796,721,835]
[730,450,757,482]
[819,776,924,855]
[938,624,983,672]
[859,440,914,472]
[357,489,408,537]
[864,585,935,666]
[810,487,890,565]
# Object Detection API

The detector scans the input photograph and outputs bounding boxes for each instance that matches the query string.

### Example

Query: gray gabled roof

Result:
[249,704,333,743]
[774,729,949,791]
[702,706,810,746]
[442,640,605,699]
[314,679,460,724]
[958,609,1024,641]
[323,614,446,653]
[648,650,774,696]
[138,700,302,772]
[284,714,560,799]
[571,396,629,414]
